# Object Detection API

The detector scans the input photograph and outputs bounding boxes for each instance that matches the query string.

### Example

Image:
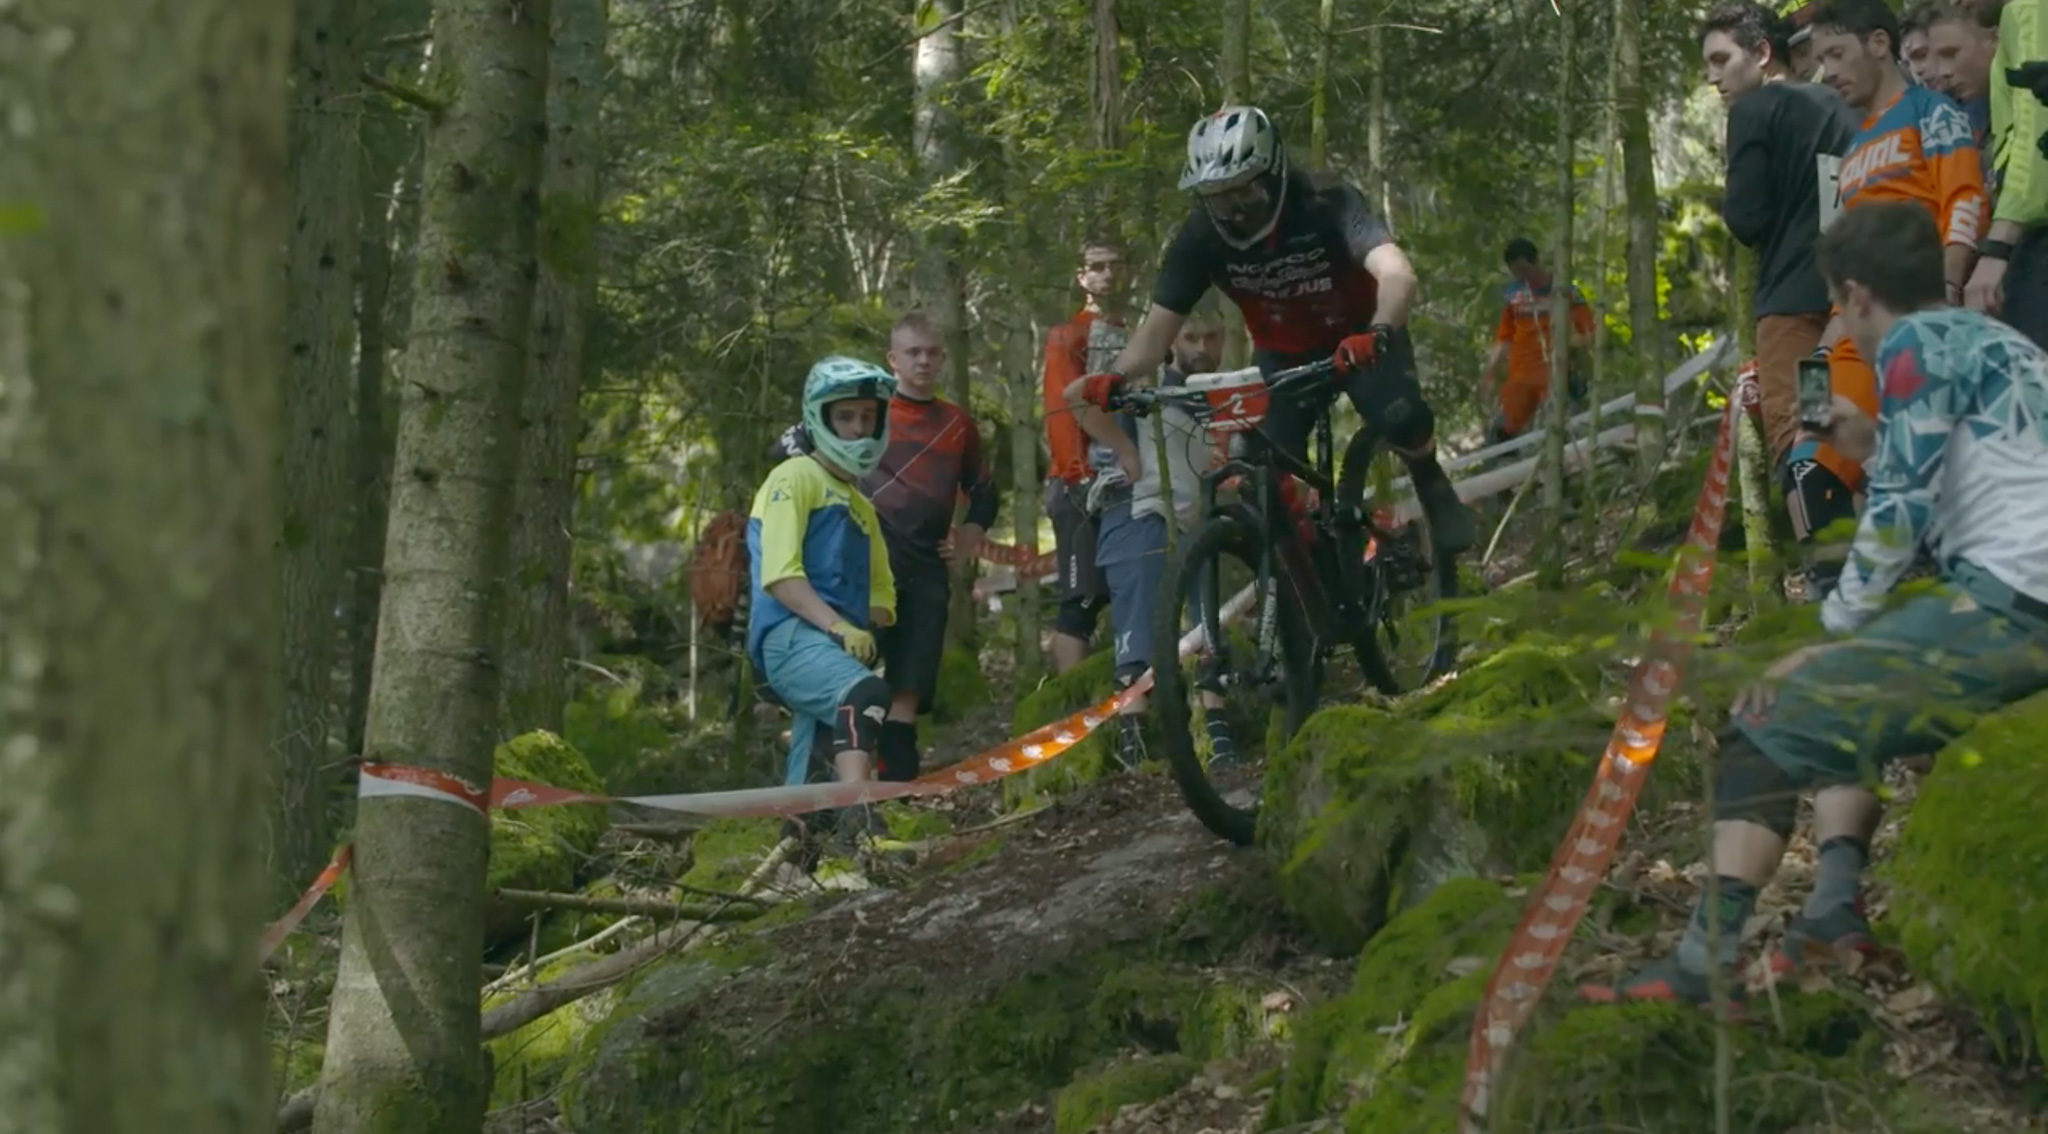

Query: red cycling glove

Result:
[1332,326,1394,375]
[1077,372,1126,408]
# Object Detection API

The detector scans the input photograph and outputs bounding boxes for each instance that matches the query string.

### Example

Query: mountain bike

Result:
[1108,359,1460,846]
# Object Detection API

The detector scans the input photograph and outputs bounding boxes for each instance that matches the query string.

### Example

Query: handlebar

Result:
[1104,358,1340,416]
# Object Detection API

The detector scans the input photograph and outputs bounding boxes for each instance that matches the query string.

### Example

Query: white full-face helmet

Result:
[1179,105,1288,249]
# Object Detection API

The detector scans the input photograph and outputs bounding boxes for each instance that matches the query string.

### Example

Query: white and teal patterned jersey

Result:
[1825,307,2048,633]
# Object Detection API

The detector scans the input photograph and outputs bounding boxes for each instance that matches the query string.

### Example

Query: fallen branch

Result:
[615,819,703,841]
[491,887,761,919]
[483,914,644,996]
[479,914,717,1040]
[359,68,448,115]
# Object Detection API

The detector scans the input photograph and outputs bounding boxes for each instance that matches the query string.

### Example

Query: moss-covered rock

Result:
[488,732,609,946]
[1270,877,1520,1125]
[933,644,993,725]
[679,817,784,893]
[1054,1052,1199,1134]
[1274,878,1946,1134]
[1260,641,1690,953]
[555,897,1284,1134]
[1886,689,2048,1063]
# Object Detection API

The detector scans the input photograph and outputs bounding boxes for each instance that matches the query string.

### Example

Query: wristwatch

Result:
[1981,239,2015,262]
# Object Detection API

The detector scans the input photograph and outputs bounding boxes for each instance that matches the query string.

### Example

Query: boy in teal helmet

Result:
[746,357,900,821]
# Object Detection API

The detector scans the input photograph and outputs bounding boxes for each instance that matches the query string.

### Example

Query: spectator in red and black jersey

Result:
[1084,106,1477,555]
[861,311,999,781]
[1039,239,1131,674]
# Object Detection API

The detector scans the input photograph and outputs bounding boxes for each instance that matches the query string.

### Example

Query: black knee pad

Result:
[832,675,891,757]
[1055,594,1106,639]
[1781,454,1856,544]
[1712,732,1800,838]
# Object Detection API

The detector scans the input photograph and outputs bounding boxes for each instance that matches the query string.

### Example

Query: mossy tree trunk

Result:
[1538,4,1576,589]
[342,0,431,775]
[1731,245,1775,595]
[278,0,368,898]
[1008,319,1044,686]
[1219,0,1252,370]
[502,0,608,736]
[1617,0,1665,474]
[912,0,978,646]
[1310,0,1335,167]
[0,0,288,1127]
[312,0,551,1129]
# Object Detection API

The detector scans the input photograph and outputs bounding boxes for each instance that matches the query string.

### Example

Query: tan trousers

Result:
[1755,312,1829,467]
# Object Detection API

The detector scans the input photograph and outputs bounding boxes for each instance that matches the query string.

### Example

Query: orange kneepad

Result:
[1821,337,1877,493]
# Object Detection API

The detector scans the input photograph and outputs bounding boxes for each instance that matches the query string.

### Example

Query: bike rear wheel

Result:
[1150,507,1318,846]
[1336,432,1460,696]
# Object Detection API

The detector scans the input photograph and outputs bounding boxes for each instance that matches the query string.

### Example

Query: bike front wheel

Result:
[1336,432,1461,696]
[1150,507,1318,846]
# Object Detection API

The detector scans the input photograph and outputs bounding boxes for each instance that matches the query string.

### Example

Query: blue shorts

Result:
[759,617,874,786]
[1097,503,1171,681]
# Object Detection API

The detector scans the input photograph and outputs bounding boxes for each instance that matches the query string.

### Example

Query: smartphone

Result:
[1796,358,1832,430]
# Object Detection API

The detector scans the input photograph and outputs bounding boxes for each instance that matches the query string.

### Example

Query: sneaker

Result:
[1769,903,1876,977]
[1578,955,1745,1017]
[1416,476,1477,556]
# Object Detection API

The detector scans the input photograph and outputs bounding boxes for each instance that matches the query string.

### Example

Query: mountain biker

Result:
[1080,105,1478,557]
[747,357,898,829]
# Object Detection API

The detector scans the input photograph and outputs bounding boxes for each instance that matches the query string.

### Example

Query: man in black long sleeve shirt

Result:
[1702,3,1857,494]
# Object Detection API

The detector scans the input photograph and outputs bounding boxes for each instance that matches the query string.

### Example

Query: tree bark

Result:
[0,0,289,1129]
[278,0,369,899]
[1539,3,1577,589]
[1368,18,1389,221]
[311,0,551,1129]
[1311,0,1335,167]
[1616,0,1665,473]
[342,0,432,775]
[1089,0,1120,152]
[1732,245,1775,594]
[912,0,978,646]
[1008,319,1044,686]
[501,0,608,737]
[1220,0,1253,369]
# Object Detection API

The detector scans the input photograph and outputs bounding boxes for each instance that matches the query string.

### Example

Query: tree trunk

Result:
[1311,0,1335,167]
[1616,0,1665,473]
[277,0,368,899]
[912,0,978,646]
[1368,19,1389,221]
[345,14,434,764]
[1539,3,1577,589]
[1089,0,1120,152]
[1009,319,1044,686]
[1732,245,1775,595]
[502,0,608,737]
[312,0,551,1129]
[1220,0,1253,369]
[0,0,288,1128]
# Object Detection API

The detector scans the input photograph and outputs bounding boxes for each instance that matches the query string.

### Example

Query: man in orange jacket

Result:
[1040,238,1130,673]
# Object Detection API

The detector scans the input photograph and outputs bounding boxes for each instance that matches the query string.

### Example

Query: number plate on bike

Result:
[1180,367,1270,439]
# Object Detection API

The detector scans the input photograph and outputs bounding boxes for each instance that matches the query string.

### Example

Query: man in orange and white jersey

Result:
[1797,0,1984,586]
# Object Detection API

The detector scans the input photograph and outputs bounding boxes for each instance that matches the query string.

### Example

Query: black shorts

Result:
[1257,327,1434,462]
[880,569,950,714]
[1045,479,1109,638]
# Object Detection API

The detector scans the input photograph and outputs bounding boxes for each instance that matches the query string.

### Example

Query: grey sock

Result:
[1802,836,1868,919]
[1675,877,1758,974]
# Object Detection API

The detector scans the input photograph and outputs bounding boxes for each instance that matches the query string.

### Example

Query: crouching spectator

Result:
[747,357,900,842]
[1583,202,2048,1009]
[1065,309,1231,771]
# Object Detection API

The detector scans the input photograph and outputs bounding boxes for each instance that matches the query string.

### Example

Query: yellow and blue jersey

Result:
[745,455,895,668]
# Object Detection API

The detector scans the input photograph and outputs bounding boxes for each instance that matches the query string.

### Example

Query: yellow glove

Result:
[828,620,879,665]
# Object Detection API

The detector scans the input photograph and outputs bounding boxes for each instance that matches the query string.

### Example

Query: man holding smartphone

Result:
[1585,201,2048,1010]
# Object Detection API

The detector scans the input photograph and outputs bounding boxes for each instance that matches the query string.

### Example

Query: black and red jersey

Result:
[1152,172,1393,357]
[859,393,998,579]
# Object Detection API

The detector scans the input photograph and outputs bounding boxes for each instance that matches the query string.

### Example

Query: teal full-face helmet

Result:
[801,355,896,476]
